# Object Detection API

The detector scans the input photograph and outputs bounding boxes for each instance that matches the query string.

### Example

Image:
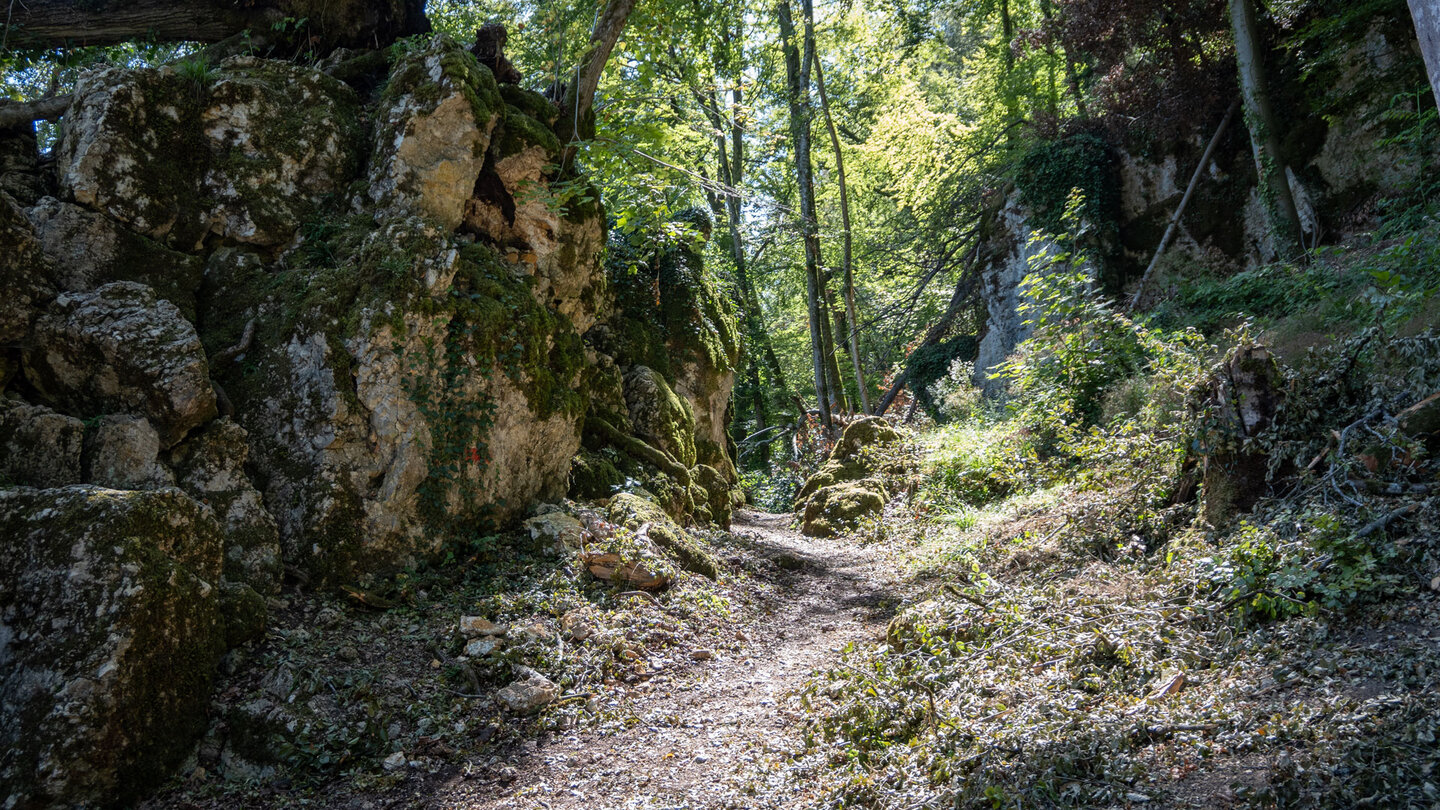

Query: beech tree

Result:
[1410,0,1440,111]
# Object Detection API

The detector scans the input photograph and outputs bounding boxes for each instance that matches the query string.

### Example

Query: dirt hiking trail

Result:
[433,509,900,809]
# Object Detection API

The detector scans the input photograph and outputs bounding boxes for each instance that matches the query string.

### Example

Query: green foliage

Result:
[923,423,1042,508]
[904,335,977,421]
[1015,134,1118,238]
[1189,503,1412,625]
[999,192,1206,446]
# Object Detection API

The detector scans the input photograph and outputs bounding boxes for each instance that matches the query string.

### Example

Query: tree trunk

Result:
[821,279,849,414]
[812,53,870,413]
[1409,0,1440,112]
[875,265,980,416]
[778,0,832,430]
[1230,0,1304,260]
[556,0,638,165]
[2,0,428,52]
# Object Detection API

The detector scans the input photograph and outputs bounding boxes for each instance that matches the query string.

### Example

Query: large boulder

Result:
[58,57,362,250]
[22,282,217,448]
[0,486,227,808]
[201,217,590,581]
[796,417,906,537]
[81,414,176,490]
[0,398,84,488]
[26,197,204,318]
[624,365,698,469]
[0,191,55,346]
[607,492,720,579]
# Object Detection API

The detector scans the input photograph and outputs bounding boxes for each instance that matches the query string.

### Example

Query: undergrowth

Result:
[793,196,1440,809]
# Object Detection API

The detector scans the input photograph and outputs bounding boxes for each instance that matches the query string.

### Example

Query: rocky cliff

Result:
[0,36,736,807]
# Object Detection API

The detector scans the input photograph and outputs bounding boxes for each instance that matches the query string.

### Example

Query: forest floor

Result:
[420,509,902,810]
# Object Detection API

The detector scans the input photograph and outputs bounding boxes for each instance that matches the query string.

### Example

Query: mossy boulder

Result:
[800,480,887,538]
[0,486,227,808]
[167,419,283,595]
[607,492,721,580]
[58,57,362,250]
[599,213,741,481]
[22,282,216,448]
[569,449,625,500]
[369,36,502,230]
[624,365,697,469]
[796,417,905,537]
[200,218,591,582]
[81,414,175,490]
[691,463,733,528]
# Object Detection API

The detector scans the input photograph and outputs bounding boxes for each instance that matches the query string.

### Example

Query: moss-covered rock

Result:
[569,449,625,500]
[0,397,84,488]
[0,485,227,808]
[58,57,362,250]
[167,419,283,595]
[0,191,55,346]
[607,492,721,580]
[691,463,733,528]
[796,417,905,537]
[623,365,698,469]
[22,282,217,448]
[801,480,887,538]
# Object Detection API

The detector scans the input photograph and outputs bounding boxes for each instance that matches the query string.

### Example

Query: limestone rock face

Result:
[26,197,204,318]
[82,414,176,490]
[0,486,226,808]
[369,37,501,230]
[0,191,55,346]
[0,398,84,488]
[625,365,698,469]
[23,282,217,448]
[59,59,361,250]
[167,419,282,595]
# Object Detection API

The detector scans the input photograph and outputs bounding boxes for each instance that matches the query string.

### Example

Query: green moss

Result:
[607,492,721,579]
[497,104,561,161]
[568,450,625,500]
[500,84,559,124]
[219,581,268,646]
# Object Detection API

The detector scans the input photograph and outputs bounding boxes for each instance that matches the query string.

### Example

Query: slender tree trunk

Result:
[821,280,849,414]
[778,0,832,430]
[812,54,870,412]
[1,0,427,52]
[1230,0,1304,259]
[556,0,638,165]
[1409,0,1440,112]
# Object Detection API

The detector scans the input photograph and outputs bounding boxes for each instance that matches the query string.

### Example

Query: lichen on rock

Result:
[0,485,227,808]
[22,281,217,448]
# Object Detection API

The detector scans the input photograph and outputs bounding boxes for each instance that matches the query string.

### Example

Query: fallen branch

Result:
[1129,99,1240,311]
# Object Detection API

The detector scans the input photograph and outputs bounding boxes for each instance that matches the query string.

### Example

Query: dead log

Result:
[0,96,72,131]
[2,0,429,53]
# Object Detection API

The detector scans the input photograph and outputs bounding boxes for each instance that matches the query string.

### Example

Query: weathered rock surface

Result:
[0,191,55,346]
[0,486,226,808]
[26,196,204,318]
[625,365,698,469]
[23,281,217,447]
[167,419,282,595]
[496,667,558,714]
[0,398,85,488]
[59,58,362,250]
[82,414,176,490]
[369,37,501,230]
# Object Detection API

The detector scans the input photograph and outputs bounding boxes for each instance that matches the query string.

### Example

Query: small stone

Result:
[496,667,559,714]
[689,649,714,661]
[1431,575,1440,592]
[510,621,552,643]
[464,638,499,657]
[430,659,441,669]
[459,616,505,637]
[734,630,750,642]
[382,751,406,771]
